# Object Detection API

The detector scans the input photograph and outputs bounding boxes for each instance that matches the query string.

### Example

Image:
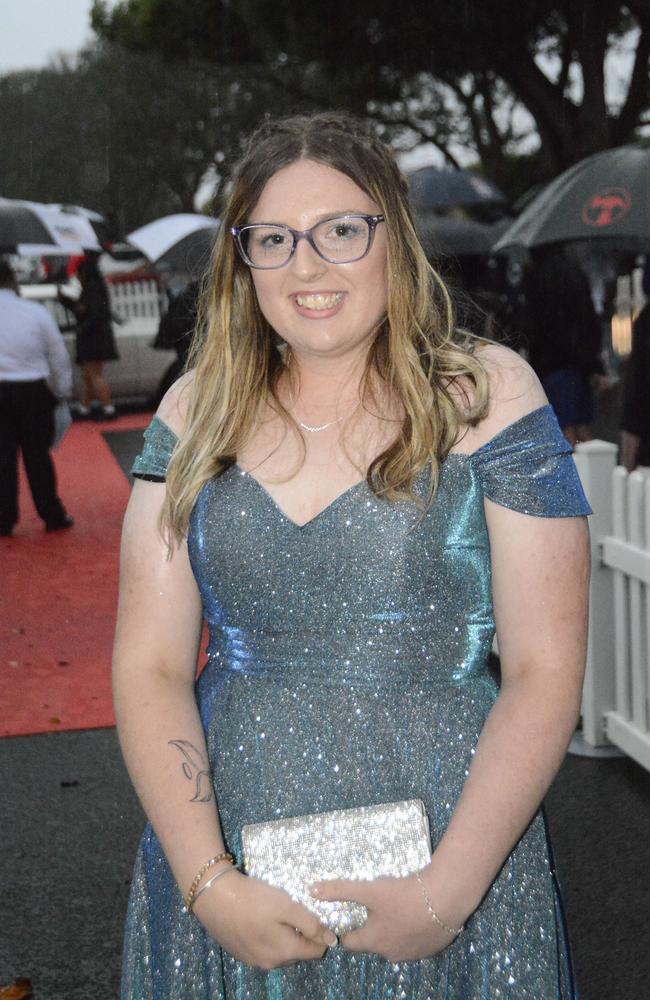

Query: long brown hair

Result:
[162,112,489,542]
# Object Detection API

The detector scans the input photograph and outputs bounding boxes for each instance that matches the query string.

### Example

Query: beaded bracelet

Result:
[414,872,464,937]
[189,863,241,912]
[185,852,234,911]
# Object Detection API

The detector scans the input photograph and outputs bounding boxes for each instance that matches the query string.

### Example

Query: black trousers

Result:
[0,379,67,530]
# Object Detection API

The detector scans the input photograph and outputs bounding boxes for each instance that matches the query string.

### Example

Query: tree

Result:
[241,0,650,167]
[0,43,277,232]
[91,0,650,190]
[91,0,258,63]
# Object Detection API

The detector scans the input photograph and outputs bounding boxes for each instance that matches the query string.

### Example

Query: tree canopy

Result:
[2,2,647,231]
[0,44,279,232]
[91,0,650,190]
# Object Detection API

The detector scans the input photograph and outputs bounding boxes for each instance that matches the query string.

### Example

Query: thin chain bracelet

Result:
[185,852,234,911]
[189,863,241,912]
[414,872,464,937]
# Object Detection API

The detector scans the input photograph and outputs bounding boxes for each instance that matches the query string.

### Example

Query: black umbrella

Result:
[494,139,650,251]
[0,204,55,253]
[156,227,217,275]
[0,200,102,255]
[407,167,508,212]
[416,216,510,258]
[127,215,219,279]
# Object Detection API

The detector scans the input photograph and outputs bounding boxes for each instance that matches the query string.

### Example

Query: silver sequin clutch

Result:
[241,799,432,936]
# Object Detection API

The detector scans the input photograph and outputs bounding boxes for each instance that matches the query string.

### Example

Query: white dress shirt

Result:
[0,288,72,399]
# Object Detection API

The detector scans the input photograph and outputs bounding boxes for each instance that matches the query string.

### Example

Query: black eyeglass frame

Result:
[230,214,385,269]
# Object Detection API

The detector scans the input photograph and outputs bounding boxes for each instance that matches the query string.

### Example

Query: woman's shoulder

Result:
[131,372,196,480]
[450,341,548,455]
[156,370,196,438]
[449,343,591,518]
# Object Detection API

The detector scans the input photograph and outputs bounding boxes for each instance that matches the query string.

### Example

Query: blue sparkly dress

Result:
[122,404,590,1000]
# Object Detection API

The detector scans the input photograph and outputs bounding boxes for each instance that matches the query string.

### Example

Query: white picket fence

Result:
[109,279,165,321]
[575,441,650,770]
[25,278,165,328]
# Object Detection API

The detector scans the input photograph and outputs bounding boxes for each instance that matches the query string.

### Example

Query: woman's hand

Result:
[193,870,337,970]
[311,874,466,963]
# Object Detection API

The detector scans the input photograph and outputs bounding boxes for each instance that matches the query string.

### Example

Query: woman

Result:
[58,253,119,419]
[115,113,590,999]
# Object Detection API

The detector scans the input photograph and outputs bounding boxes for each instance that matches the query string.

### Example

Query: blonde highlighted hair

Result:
[163,112,490,542]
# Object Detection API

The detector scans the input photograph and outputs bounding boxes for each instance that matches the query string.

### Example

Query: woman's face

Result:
[247,159,388,363]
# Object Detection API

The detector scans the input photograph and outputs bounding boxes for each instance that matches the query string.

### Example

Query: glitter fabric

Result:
[131,418,174,481]
[123,403,589,999]
[241,799,432,935]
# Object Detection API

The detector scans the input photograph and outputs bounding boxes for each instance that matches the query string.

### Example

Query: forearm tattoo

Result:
[168,739,213,802]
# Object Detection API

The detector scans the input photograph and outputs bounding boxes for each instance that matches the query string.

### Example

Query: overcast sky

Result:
[0,0,108,74]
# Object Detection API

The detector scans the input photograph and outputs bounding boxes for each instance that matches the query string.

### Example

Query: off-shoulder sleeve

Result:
[131,415,178,482]
[470,405,592,517]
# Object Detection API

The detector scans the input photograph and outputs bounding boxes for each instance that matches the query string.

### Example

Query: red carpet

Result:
[0,413,151,738]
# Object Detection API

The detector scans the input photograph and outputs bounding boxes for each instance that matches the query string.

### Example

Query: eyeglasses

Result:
[231,214,385,269]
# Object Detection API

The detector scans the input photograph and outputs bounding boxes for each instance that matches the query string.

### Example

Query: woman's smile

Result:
[290,290,346,317]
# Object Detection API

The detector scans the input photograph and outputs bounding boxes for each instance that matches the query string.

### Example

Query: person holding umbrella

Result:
[493,139,650,446]
[150,278,200,408]
[522,244,609,445]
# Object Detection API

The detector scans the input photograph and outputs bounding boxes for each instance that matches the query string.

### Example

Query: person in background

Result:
[621,259,650,472]
[0,260,73,535]
[150,279,199,408]
[58,252,119,420]
[523,244,610,446]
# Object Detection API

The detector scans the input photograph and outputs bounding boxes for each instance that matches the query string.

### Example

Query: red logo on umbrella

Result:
[582,187,632,227]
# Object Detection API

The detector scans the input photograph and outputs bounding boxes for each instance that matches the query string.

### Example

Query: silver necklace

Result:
[298,415,346,433]
[296,401,360,433]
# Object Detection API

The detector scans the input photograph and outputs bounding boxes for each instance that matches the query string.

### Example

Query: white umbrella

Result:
[36,203,102,253]
[127,214,218,264]
[50,203,111,246]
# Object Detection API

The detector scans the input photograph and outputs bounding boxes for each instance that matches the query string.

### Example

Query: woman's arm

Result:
[314,345,590,960]
[315,501,589,961]
[113,379,219,892]
[57,290,84,315]
[113,477,222,895]
[115,392,335,968]
[425,501,589,920]
[425,342,589,916]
